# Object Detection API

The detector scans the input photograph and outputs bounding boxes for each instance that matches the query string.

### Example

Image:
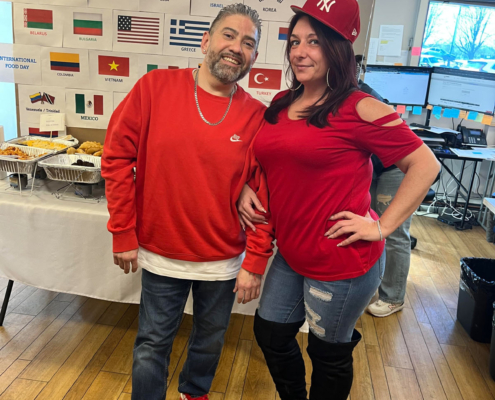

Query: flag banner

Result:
[66,88,113,129]
[188,58,203,69]
[163,14,213,57]
[63,7,113,50]
[89,50,139,92]
[113,10,164,55]
[18,84,66,124]
[139,0,189,14]
[138,54,188,77]
[239,63,287,105]
[20,123,67,138]
[14,3,63,47]
[243,0,306,22]
[38,0,86,7]
[41,47,90,88]
[113,92,129,111]
[0,43,42,85]
[88,0,138,11]
[190,0,238,17]
[266,21,289,64]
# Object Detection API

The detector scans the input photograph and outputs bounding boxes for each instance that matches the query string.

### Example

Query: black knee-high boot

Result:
[307,329,362,400]
[254,311,307,400]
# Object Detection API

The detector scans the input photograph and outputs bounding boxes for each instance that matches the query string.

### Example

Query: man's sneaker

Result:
[180,394,209,400]
[367,299,405,317]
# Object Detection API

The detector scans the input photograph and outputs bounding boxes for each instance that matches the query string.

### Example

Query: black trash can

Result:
[490,303,495,380]
[457,257,495,343]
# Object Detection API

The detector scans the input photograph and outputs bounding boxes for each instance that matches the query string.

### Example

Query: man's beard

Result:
[205,50,250,84]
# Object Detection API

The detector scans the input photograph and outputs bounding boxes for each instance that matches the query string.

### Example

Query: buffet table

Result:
[0,178,262,323]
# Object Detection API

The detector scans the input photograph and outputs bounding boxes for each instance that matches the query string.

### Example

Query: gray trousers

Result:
[370,167,412,304]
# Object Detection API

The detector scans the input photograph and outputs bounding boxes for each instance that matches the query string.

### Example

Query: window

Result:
[420,1,495,74]
[0,2,16,141]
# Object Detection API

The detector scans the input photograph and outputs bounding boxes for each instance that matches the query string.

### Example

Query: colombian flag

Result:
[50,52,80,72]
[24,8,53,30]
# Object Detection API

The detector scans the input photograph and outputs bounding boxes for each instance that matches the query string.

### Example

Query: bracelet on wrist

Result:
[377,220,383,241]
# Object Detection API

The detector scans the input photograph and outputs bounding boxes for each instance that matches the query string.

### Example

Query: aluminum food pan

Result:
[8,136,79,152]
[0,143,55,175]
[38,154,103,184]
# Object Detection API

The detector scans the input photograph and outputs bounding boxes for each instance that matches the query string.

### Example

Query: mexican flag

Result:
[73,12,103,36]
[147,65,179,73]
[75,94,104,115]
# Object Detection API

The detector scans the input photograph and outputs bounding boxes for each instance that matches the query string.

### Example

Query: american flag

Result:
[117,15,160,45]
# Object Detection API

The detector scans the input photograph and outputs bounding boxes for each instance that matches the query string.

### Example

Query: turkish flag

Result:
[98,55,130,77]
[248,68,282,90]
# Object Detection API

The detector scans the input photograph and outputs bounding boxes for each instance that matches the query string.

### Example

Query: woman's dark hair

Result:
[265,13,358,128]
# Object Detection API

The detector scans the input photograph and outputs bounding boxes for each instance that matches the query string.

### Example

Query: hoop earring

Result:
[290,83,302,91]
[326,69,333,90]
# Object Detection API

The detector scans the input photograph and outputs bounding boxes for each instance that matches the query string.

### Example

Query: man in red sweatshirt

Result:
[102,4,266,400]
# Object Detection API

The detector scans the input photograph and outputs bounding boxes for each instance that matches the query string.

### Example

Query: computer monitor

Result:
[363,65,432,107]
[428,67,495,114]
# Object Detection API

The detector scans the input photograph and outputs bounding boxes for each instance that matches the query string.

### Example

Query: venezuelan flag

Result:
[50,52,80,72]
[30,92,42,103]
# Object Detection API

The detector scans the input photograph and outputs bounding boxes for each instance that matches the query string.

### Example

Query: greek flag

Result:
[169,19,210,48]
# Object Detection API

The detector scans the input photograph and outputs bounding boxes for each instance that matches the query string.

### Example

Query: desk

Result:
[432,148,483,230]
[0,179,261,325]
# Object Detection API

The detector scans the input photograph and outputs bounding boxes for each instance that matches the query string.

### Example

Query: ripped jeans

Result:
[370,167,412,304]
[257,251,384,343]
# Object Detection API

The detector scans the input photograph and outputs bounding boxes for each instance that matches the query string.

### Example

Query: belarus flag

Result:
[24,8,53,30]
[248,68,282,90]
[73,13,103,36]
[98,55,130,77]
[75,94,104,115]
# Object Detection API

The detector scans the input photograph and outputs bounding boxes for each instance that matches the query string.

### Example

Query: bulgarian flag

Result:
[73,12,103,36]
[24,8,53,30]
[75,94,104,116]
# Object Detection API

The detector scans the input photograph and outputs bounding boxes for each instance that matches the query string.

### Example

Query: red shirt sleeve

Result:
[101,74,150,253]
[352,110,424,168]
[240,139,275,276]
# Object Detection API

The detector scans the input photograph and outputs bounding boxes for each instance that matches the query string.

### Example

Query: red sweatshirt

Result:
[102,68,266,263]
[242,90,424,280]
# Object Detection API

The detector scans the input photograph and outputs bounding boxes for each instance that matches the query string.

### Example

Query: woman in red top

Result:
[237,1,440,399]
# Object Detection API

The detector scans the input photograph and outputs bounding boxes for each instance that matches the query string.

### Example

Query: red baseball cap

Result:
[291,0,360,43]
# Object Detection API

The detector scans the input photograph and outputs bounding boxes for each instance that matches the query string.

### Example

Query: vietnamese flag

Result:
[98,55,130,77]
[24,8,53,30]
[248,68,282,90]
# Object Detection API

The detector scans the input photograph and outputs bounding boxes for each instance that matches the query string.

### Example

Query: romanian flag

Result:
[29,127,59,137]
[98,55,129,77]
[75,94,104,115]
[278,27,288,41]
[73,13,103,36]
[24,8,53,30]
[30,92,42,103]
[50,52,80,72]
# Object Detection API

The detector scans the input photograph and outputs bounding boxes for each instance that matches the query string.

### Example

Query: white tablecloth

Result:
[0,179,261,315]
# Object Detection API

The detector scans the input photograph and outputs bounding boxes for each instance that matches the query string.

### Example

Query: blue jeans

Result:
[132,269,236,400]
[258,251,385,343]
[370,167,411,304]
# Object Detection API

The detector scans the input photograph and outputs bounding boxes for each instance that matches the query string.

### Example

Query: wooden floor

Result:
[1,216,495,399]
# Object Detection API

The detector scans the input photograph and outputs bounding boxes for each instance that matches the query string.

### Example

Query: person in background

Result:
[236,1,440,399]
[102,4,267,400]
[356,55,413,318]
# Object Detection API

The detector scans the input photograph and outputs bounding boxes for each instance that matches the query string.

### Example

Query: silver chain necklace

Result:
[194,69,236,126]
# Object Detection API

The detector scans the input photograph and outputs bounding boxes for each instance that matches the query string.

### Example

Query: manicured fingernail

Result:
[242,226,245,231]
[262,208,267,213]
[329,216,335,220]
[337,243,342,247]
[329,234,334,238]
[263,221,268,225]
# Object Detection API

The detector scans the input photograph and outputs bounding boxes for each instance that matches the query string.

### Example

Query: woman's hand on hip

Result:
[324,211,382,247]
[237,184,267,232]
